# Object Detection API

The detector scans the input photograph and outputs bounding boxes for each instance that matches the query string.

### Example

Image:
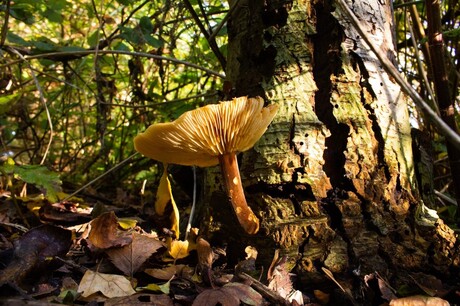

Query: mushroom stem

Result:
[218,153,260,234]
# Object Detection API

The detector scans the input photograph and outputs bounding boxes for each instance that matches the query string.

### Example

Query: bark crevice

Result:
[312,2,351,190]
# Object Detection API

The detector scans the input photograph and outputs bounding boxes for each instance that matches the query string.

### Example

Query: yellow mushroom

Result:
[134,96,278,234]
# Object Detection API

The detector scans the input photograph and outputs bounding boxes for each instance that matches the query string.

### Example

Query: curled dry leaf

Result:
[88,211,132,249]
[106,232,164,276]
[0,224,72,286]
[78,269,136,298]
[389,295,450,306]
[197,237,213,268]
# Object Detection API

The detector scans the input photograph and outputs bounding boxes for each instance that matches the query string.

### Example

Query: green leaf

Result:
[144,35,163,48]
[139,16,154,33]
[30,38,58,52]
[87,30,100,47]
[14,164,62,203]
[57,46,86,52]
[6,32,30,46]
[43,8,63,23]
[9,5,36,24]
[0,93,20,115]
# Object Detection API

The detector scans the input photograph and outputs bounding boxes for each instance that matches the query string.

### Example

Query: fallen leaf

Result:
[145,264,194,280]
[104,293,174,306]
[192,282,264,306]
[88,211,132,249]
[267,252,292,299]
[314,289,330,304]
[138,278,172,294]
[192,287,240,306]
[389,295,450,306]
[155,165,180,238]
[169,239,195,260]
[221,282,264,306]
[78,269,136,298]
[117,217,139,230]
[106,232,164,276]
[197,237,213,268]
[0,224,72,286]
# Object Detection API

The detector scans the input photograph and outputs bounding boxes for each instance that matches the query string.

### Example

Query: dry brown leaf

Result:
[197,237,213,268]
[145,264,194,280]
[389,295,450,306]
[314,289,330,304]
[192,287,240,306]
[192,282,263,306]
[78,269,136,298]
[267,254,292,299]
[88,211,132,249]
[105,293,174,306]
[106,232,164,276]
[222,282,264,306]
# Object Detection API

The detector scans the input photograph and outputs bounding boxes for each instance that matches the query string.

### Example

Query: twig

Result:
[208,0,241,42]
[7,47,53,165]
[61,152,138,202]
[334,0,460,150]
[182,0,227,70]
[1,49,225,79]
[237,272,289,305]
[0,0,10,47]
[0,221,28,232]
[407,14,437,113]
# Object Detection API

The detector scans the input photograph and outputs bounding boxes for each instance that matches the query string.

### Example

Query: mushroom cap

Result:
[134,96,278,167]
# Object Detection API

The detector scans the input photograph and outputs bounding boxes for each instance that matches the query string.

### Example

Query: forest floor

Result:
[0,187,458,306]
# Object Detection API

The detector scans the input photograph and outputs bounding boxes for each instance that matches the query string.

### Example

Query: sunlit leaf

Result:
[78,270,136,298]
[138,279,171,294]
[155,165,180,238]
[88,211,132,249]
[0,160,62,203]
[168,240,194,260]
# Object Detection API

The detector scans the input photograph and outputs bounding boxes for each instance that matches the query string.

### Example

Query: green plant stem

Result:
[425,0,460,210]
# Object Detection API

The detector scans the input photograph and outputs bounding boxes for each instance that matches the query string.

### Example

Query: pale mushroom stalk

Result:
[219,153,259,234]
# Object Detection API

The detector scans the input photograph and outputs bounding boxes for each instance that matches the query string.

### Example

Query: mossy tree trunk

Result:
[206,0,460,296]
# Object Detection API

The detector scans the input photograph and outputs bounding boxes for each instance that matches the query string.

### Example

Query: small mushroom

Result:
[134,96,278,234]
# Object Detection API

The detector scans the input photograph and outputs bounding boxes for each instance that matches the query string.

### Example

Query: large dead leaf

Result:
[389,295,450,306]
[0,224,72,286]
[88,211,132,249]
[192,282,263,306]
[192,287,240,306]
[78,270,136,298]
[106,232,164,276]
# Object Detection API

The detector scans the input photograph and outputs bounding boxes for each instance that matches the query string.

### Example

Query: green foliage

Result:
[1,158,62,202]
[0,0,227,195]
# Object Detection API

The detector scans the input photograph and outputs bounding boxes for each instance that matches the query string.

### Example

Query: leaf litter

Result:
[0,181,455,305]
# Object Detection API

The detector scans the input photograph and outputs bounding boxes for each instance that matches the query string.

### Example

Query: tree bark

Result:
[205,0,460,297]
